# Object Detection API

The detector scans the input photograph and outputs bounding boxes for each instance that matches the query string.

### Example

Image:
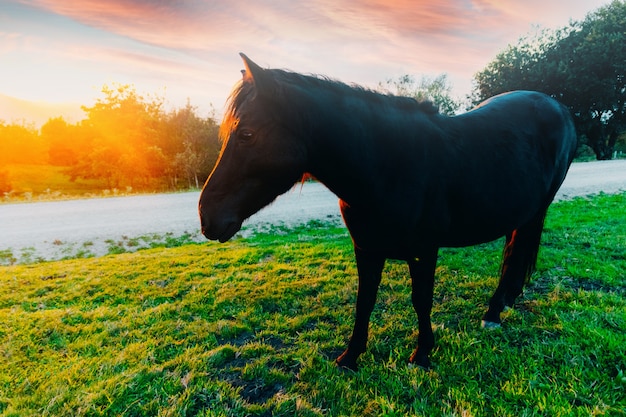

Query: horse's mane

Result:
[269,69,439,114]
[219,80,251,141]
[220,68,439,141]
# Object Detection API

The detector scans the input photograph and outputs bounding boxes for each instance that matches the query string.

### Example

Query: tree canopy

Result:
[472,0,626,159]
[1,84,221,196]
[378,73,460,116]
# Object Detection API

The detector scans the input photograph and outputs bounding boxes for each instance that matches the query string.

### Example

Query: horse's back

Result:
[466,91,576,192]
[412,91,577,247]
[464,91,576,155]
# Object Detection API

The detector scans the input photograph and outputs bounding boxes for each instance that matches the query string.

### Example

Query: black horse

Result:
[199,54,577,370]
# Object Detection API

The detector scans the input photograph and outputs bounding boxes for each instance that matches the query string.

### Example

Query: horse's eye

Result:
[237,128,254,141]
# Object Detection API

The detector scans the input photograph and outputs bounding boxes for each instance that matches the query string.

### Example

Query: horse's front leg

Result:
[407,247,438,369]
[336,247,385,371]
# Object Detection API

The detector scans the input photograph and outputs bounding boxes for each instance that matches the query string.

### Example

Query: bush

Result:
[0,170,11,194]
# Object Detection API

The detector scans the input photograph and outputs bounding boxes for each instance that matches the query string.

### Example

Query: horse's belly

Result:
[346,216,510,258]
[342,189,548,257]
[437,228,508,248]
[405,199,541,251]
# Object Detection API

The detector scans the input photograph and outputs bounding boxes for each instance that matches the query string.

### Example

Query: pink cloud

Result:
[22,0,605,63]
[21,0,229,50]
[476,0,599,26]
[356,0,491,35]
[5,0,614,110]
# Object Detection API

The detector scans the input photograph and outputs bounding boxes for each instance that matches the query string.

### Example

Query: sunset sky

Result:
[0,0,613,122]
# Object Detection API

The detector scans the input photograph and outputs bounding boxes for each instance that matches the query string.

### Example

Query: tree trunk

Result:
[587,123,613,160]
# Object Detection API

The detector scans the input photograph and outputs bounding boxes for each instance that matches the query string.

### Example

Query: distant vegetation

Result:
[377,73,461,116]
[0,84,221,201]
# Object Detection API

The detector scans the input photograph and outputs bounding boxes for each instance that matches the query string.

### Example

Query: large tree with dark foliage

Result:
[472,0,626,160]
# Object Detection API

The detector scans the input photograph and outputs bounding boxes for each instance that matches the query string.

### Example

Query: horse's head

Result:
[199,54,308,242]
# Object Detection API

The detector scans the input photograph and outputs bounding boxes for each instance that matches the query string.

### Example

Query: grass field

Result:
[0,193,624,416]
[2,164,111,202]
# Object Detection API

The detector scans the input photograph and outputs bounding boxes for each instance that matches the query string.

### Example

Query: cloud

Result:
[0,32,22,54]
[5,0,614,112]
[351,0,488,35]
[21,0,600,65]
[22,1,496,52]
[477,0,596,25]
[21,0,221,50]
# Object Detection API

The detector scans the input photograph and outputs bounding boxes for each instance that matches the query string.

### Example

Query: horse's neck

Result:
[304,93,443,207]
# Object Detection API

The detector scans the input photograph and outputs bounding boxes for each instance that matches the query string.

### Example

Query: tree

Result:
[60,85,221,192]
[165,103,221,189]
[41,117,78,166]
[68,84,167,188]
[472,0,626,159]
[378,73,461,116]
[0,169,11,194]
[174,142,204,188]
[0,121,47,165]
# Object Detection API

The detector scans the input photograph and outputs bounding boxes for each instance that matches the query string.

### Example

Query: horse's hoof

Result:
[337,362,358,372]
[481,320,502,329]
[408,353,431,370]
[336,351,359,372]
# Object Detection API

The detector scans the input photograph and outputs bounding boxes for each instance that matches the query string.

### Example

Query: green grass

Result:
[2,164,109,201]
[0,193,625,416]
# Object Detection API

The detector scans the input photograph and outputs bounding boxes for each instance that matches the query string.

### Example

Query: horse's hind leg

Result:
[482,211,547,328]
[407,247,438,369]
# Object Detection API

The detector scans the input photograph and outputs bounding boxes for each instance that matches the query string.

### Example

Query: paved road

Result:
[1,160,624,263]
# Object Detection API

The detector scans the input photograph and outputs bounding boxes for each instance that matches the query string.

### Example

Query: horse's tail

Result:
[483,210,548,325]
[517,210,547,283]
[500,210,547,306]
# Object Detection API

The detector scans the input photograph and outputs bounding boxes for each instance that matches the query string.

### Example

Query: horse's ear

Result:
[239,53,275,95]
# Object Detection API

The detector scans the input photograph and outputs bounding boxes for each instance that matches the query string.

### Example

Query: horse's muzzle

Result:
[199,211,242,243]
